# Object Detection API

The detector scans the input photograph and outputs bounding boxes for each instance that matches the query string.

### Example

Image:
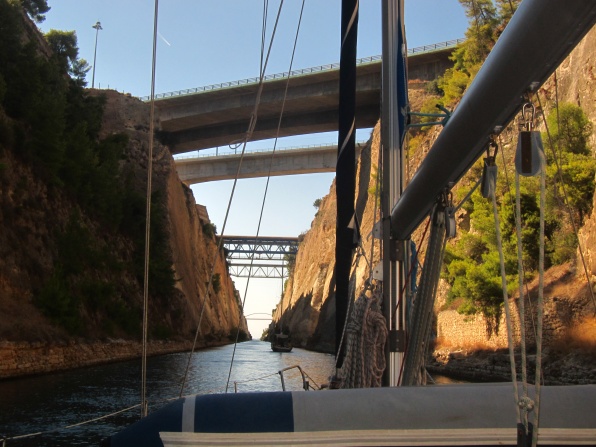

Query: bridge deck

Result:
[151,40,462,153]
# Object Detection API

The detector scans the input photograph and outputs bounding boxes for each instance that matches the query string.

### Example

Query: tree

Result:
[45,29,89,86]
[444,188,518,336]
[452,0,498,74]
[495,0,520,24]
[19,0,50,23]
[544,103,595,229]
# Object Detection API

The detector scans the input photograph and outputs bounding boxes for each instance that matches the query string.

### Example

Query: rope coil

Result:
[339,282,387,388]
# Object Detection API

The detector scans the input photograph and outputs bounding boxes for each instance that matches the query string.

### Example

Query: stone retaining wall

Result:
[436,293,586,350]
[436,308,520,349]
[0,339,213,380]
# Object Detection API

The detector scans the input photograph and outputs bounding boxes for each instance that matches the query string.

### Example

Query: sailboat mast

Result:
[335,0,359,368]
[381,0,407,387]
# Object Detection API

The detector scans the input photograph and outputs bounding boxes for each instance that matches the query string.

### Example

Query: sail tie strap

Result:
[335,252,362,370]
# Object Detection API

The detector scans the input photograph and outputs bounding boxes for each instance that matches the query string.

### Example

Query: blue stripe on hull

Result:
[194,392,294,433]
[105,399,184,447]
[104,392,294,446]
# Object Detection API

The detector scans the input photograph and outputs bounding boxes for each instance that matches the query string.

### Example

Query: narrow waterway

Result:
[0,340,462,446]
[0,340,336,446]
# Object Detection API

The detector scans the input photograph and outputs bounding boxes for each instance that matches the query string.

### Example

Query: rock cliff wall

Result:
[98,90,248,342]
[273,26,596,363]
[0,93,247,379]
[272,126,381,352]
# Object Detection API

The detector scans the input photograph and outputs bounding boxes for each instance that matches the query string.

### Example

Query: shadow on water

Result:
[0,340,335,446]
[0,341,471,446]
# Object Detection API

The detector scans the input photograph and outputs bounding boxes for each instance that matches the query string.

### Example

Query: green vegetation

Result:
[408,1,595,334]
[211,273,221,294]
[20,0,50,23]
[284,252,296,277]
[36,213,140,335]
[443,104,594,334]
[0,0,176,335]
[202,222,217,238]
[427,0,521,110]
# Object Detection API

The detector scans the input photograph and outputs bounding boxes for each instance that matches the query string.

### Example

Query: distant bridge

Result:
[151,39,463,153]
[222,235,299,279]
[175,141,366,184]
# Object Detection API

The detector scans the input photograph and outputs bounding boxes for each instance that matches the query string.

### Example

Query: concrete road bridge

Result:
[175,141,366,184]
[149,39,463,153]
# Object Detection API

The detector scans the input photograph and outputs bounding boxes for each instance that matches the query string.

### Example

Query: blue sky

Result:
[39,1,468,337]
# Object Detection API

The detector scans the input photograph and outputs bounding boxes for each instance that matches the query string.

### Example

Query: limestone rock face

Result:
[273,126,381,352]
[0,88,247,346]
[554,27,596,277]
[98,90,249,341]
[272,26,596,358]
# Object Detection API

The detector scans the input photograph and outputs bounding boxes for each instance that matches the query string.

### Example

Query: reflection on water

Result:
[0,340,335,446]
[0,341,467,446]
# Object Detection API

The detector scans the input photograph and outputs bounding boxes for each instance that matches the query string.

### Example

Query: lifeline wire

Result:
[0,404,141,443]
[179,0,285,398]
[225,0,306,393]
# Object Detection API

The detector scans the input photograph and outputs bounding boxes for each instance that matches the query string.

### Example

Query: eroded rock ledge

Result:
[0,339,227,380]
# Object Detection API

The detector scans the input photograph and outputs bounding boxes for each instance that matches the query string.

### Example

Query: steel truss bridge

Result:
[222,236,299,279]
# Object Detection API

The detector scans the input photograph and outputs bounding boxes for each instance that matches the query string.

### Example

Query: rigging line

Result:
[227,0,284,149]
[260,0,269,75]
[453,176,481,214]
[498,134,538,344]
[224,0,306,393]
[178,0,286,398]
[490,175,521,424]
[1,404,142,442]
[515,170,530,433]
[141,0,159,419]
[248,0,285,139]
[392,215,431,322]
[532,146,547,447]
[536,93,596,315]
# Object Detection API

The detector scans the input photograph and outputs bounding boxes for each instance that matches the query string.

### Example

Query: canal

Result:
[0,340,463,446]
[0,340,336,446]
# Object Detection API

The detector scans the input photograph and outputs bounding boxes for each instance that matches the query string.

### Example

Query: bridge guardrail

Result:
[173,140,369,161]
[140,38,464,102]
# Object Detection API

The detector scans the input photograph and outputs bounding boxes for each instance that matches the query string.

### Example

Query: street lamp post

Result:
[91,21,102,88]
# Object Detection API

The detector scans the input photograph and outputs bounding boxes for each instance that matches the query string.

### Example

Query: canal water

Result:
[0,340,336,446]
[0,340,461,446]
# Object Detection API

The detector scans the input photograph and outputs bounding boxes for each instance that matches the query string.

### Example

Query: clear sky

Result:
[39,1,468,339]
